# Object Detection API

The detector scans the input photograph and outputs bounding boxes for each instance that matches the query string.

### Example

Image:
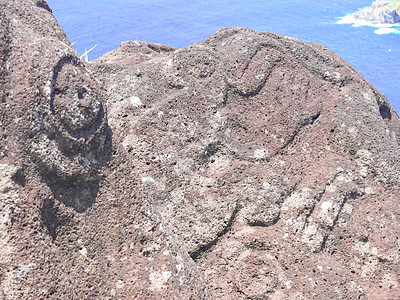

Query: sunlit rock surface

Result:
[1,0,400,299]
[353,0,400,24]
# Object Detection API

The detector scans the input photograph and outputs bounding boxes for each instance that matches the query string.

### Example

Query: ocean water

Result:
[46,0,399,112]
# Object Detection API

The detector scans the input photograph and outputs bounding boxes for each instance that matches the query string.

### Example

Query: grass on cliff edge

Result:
[72,42,97,62]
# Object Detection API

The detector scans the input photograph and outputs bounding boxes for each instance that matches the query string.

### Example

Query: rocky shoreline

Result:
[353,0,400,24]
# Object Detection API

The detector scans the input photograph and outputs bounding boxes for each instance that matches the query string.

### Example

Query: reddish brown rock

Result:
[92,28,400,299]
[0,0,207,298]
[1,0,400,299]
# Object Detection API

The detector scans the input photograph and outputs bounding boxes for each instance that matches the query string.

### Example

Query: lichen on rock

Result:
[1,0,400,299]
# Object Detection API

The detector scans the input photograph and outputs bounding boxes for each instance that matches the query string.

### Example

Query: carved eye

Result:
[52,63,103,134]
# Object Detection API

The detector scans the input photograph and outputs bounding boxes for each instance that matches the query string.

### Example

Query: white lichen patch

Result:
[166,58,173,67]
[348,126,358,137]
[363,92,372,102]
[354,240,379,257]
[130,96,143,107]
[275,160,286,167]
[356,149,373,165]
[141,176,158,186]
[153,153,172,164]
[149,269,171,291]
[349,281,364,294]
[116,280,125,289]
[210,111,225,129]
[282,188,313,211]
[285,217,306,232]
[254,148,269,160]
[381,273,399,290]
[324,70,343,82]
[79,247,87,256]
[358,166,368,177]
[361,258,378,278]
[225,127,232,137]
[364,187,375,195]
[176,263,182,273]
[73,153,99,170]
[285,280,293,289]
[170,187,185,204]
[335,172,354,183]
[320,201,333,215]
[16,263,35,279]
[302,224,324,250]
[1,210,9,224]
[162,271,172,282]
[342,203,353,215]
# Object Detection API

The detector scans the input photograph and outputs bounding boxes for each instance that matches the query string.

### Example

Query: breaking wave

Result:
[337,13,400,35]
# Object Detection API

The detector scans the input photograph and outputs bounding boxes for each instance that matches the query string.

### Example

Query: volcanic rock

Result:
[1,0,400,299]
[92,28,400,299]
[0,0,207,298]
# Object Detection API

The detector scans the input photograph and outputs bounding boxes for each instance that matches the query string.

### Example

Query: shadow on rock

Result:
[41,125,112,213]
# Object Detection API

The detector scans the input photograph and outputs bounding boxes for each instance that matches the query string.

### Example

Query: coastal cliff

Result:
[354,0,400,24]
[1,0,400,299]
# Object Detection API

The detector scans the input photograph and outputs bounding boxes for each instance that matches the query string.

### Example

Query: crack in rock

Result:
[277,111,321,155]
[315,190,364,253]
[189,201,242,261]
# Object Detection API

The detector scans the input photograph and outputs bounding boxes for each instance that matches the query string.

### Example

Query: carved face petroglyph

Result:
[29,56,110,182]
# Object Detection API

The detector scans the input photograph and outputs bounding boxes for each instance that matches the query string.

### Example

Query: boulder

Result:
[1,0,400,299]
[92,28,400,299]
[0,0,208,298]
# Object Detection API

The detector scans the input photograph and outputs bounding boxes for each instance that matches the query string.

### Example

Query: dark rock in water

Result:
[353,0,400,24]
[1,0,400,299]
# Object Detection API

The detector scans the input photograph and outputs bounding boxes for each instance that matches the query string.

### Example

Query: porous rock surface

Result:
[0,0,207,298]
[1,0,400,299]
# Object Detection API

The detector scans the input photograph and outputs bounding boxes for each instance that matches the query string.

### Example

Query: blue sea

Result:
[47,0,399,112]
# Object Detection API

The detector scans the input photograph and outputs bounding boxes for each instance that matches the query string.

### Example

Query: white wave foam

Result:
[337,13,400,35]
[337,14,357,25]
[375,27,400,34]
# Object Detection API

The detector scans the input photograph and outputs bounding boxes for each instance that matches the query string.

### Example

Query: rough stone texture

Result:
[92,28,400,299]
[1,0,400,299]
[0,1,208,298]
